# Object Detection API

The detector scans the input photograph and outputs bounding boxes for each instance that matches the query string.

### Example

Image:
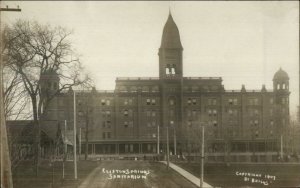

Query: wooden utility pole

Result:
[0,4,21,188]
[157,124,160,155]
[73,91,77,179]
[200,125,205,188]
[173,127,176,155]
[62,120,67,179]
[166,126,169,170]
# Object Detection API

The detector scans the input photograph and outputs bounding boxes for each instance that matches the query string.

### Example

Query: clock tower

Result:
[159,12,184,155]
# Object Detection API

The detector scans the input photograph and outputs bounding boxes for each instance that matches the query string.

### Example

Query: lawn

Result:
[12,160,98,188]
[176,162,300,188]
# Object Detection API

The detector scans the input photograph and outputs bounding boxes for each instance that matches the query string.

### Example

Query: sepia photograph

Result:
[0,1,299,188]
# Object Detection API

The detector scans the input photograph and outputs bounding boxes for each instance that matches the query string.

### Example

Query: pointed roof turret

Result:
[160,12,183,49]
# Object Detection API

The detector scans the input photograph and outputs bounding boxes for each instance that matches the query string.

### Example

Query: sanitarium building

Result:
[42,13,290,162]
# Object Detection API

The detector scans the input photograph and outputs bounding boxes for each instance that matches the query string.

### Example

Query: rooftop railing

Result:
[183,77,222,80]
[116,77,159,81]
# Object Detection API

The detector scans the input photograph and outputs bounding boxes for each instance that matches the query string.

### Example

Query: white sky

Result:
[2,1,299,116]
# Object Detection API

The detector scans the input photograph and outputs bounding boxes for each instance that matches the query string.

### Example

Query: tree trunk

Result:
[31,96,40,177]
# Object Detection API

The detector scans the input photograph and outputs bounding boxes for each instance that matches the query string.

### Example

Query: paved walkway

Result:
[160,161,213,188]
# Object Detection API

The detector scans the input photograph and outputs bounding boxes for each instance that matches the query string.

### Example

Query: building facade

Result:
[41,13,290,162]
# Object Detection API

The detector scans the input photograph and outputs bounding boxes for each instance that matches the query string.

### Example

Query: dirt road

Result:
[77,160,198,188]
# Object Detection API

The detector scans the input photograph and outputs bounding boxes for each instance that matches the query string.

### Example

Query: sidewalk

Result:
[160,161,213,188]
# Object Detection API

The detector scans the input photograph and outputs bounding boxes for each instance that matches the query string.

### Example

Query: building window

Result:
[101,99,106,106]
[169,99,175,106]
[147,122,151,127]
[106,100,110,106]
[213,109,217,116]
[124,99,128,105]
[187,121,192,127]
[254,109,259,115]
[152,86,159,92]
[208,109,212,116]
[228,98,238,105]
[152,111,156,117]
[191,86,199,92]
[146,110,151,117]
[208,98,217,105]
[106,121,111,128]
[166,67,169,75]
[106,110,111,117]
[124,110,128,116]
[129,121,133,128]
[213,120,217,127]
[152,99,156,105]
[170,110,174,117]
[130,86,137,92]
[152,121,156,127]
[102,121,106,128]
[192,99,197,105]
[102,132,106,139]
[124,121,128,128]
[129,99,133,105]
[187,98,192,105]
[119,86,128,92]
[142,86,149,92]
[146,99,151,105]
[254,120,258,126]
[107,132,111,139]
[187,110,191,117]
[270,120,274,126]
[249,98,259,105]
[270,109,273,116]
[192,110,197,116]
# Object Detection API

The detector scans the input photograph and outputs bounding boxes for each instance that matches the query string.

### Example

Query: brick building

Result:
[41,13,290,162]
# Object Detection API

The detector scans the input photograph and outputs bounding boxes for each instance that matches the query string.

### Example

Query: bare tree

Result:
[2,26,31,120]
[77,91,93,160]
[4,19,92,176]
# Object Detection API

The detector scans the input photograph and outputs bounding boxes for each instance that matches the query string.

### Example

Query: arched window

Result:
[277,84,280,90]
[171,67,175,74]
[283,84,285,89]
